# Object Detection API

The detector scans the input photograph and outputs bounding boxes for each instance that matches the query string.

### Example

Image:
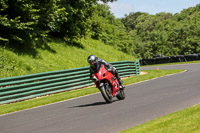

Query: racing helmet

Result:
[87,55,97,65]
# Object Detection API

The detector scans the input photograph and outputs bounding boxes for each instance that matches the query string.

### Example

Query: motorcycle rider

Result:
[87,55,124,89]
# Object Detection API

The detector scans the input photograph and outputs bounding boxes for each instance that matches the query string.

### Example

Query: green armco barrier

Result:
[0,60,140,104]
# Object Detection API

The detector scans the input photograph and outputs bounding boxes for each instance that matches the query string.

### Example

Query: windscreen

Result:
[92,62,107,73]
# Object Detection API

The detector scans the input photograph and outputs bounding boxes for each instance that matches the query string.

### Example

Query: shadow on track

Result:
[69,100,117,108]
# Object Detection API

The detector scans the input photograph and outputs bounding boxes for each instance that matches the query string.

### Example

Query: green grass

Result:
[0,69,184,115]
[0,86,99,115]
[121,104,200,133]
[0,38,135,78]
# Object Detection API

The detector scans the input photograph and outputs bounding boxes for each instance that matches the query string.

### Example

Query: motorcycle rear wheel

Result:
[116,89,125,100]
[100,85,113,103]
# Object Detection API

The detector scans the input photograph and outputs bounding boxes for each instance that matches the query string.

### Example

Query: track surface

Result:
[1,63,200,133]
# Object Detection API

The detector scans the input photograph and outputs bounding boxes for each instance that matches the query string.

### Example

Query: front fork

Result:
[99,82,113,97]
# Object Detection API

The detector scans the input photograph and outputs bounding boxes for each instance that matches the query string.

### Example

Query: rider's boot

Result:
[118,78,124,85]
[118,78,125,90]
[113,69,125,90]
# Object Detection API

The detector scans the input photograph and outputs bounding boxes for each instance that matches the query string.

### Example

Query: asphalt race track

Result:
[1,63,200,133]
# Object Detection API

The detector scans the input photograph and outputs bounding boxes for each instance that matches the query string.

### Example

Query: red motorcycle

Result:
[92,62,125,103]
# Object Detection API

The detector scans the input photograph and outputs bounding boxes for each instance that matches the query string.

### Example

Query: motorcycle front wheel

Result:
[100,84,113,103]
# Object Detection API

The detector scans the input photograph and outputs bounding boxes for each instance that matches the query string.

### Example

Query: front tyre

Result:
[100,85,113,103]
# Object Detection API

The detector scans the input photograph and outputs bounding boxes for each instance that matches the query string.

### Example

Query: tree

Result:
[121,4,200,58]
[90,3,136,55]
[0,0,118,46]
[0,0,67,47]
[121,12,145,32]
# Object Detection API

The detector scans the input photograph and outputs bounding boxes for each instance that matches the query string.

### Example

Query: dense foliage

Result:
[0,1,200,59]
[121,4,200,58]
[0,0,66,46]
[90,4,136,56]
[0,0,116,47]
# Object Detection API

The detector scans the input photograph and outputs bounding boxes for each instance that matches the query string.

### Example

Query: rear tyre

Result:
[116,89,125,100]
[100,85,113,103]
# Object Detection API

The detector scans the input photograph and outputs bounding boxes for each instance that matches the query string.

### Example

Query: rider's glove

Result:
[107,68,112,72]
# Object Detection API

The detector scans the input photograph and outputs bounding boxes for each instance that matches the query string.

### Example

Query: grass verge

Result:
[121,104,200,133]
[0,69,184,115]
[0,38,135,78]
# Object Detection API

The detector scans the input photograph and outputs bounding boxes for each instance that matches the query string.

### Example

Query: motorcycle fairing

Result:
[94,63,120,96]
